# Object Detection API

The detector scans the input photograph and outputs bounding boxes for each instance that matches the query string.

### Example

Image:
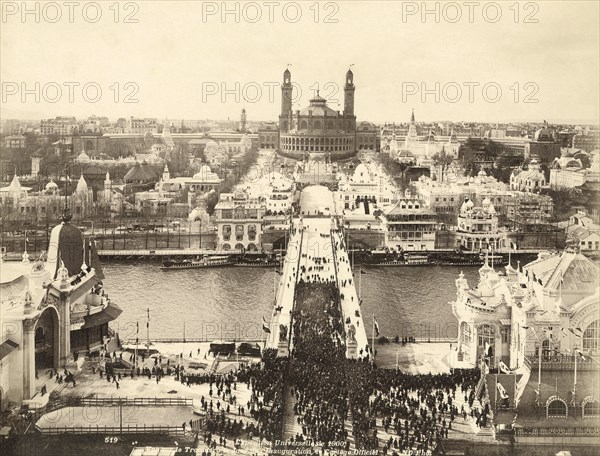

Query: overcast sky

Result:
[1,1,599,124]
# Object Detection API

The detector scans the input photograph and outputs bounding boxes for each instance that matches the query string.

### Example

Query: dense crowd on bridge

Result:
[80,263,486,454]
[289,282,350,445]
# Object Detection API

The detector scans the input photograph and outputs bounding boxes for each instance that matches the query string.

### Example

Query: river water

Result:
[102,263,482,342]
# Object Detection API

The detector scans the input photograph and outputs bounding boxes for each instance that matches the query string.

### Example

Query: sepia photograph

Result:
[0,1,599,455]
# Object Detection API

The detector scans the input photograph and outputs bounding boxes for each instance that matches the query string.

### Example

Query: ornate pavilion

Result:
[0,209,121,409]
[451,250,600,446]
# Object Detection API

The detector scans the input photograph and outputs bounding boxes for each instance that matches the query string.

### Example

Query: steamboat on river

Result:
[160,254,281,270]
[160,255,233,270]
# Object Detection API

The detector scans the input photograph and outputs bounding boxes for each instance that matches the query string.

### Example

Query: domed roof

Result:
[534,124,554,142]
[45,221,105,282]
[460,198,474,213]
[482,197,491,206]
[77,150,90,161]
[353,163,371,181]
[192,164,221,182]
[45,180,59,190]
[487,203,496,214]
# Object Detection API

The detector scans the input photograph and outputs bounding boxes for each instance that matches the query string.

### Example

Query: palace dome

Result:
[460,198,474,213]
[45,180,59,191]
[534,125,554,142]
[77,151,90,162]
[45,219,104,281]
[193,164,220,182]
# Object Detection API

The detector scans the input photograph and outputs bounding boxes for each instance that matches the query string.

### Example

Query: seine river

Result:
[102,263,482,342]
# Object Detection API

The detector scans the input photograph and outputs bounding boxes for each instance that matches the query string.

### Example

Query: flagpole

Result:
[538,339,542,402]
[146,307,150,356]
[372,313,375,362]
[359,265,362,300]
[135,322,139,370]
[574,348,578,401]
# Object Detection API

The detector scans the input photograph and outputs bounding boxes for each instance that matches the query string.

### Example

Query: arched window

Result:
[582,396,600,418]
[300,120,307,130]
[546,396,568,418]
[583,320,599,351]
[248,225,257,241]
[235,225,244,241]
[542,339,552,360]
[461,322,472,344]
[478,324,495,347]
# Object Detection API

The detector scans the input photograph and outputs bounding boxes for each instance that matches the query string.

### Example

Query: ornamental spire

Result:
[61,164,72,223]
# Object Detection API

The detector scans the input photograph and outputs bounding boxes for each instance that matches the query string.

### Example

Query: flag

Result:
[262,316,271,334]
[560,327,569,337]
[498,360,511,374]
[575,327,584,336]
[136,322,139,334]
[374,318,380,337]
[497,382,509,399]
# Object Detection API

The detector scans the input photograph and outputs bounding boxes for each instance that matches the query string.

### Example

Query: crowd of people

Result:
[288,282,350,445]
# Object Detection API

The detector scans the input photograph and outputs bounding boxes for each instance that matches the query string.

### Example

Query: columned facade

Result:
[277,68,357,159]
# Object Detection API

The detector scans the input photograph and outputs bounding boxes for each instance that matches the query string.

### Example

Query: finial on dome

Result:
[57,258,69,283]
[81,236,88,274]
[61,164,72,223]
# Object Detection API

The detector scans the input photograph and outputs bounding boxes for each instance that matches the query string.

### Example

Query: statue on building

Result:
[279,324,288,341]
[347,323,356,343]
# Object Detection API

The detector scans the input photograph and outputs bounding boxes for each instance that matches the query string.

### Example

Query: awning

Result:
[0,339,19,360]
[80,301,122,330]
[499,318,512,326]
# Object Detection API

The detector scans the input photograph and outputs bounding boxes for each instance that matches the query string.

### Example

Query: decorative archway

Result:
[582,396,600,419]
[546,395,568,418]
[34,306,60,369]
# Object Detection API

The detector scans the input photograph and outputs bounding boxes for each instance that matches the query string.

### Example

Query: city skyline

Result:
[1,1,599,124]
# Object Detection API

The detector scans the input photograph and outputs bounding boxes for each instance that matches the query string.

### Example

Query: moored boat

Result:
[159,255,233,270]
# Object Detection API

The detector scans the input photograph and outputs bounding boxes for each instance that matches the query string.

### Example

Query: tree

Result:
[205,191,219,215]
[432,147,454,175]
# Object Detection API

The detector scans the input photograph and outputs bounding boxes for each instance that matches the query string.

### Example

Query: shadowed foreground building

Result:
[0,211,121,408]
[452,250,600,448]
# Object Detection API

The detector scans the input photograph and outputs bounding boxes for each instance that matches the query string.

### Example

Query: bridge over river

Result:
[265,185,369,359]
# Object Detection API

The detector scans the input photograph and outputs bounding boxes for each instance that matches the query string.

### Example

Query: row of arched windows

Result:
[546,395,600,419]
[280,135,354,153]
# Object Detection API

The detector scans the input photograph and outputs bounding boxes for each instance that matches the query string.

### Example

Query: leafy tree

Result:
[432,147,454,175]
